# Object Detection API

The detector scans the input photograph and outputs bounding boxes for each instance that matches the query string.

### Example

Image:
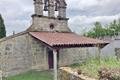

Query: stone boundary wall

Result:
[59,67,96,80]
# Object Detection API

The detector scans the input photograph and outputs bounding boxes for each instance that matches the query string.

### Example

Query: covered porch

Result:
[30,32,109,80]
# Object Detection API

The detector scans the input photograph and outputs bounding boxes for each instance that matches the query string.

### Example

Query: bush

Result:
[98,67,120,80]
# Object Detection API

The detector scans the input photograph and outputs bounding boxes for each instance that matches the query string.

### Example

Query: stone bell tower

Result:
[27,0,71,32]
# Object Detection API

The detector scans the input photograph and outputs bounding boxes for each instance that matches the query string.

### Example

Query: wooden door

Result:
[48,50,54,69]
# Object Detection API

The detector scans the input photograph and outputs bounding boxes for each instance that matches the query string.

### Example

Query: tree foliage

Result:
[0,14,6,38]
[85,19,120,38]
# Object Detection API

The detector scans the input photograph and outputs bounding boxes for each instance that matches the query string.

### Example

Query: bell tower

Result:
[27,0,71,32]
[58,0,67,18]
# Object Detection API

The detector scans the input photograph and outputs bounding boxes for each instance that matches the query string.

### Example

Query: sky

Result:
[0,0,120,36]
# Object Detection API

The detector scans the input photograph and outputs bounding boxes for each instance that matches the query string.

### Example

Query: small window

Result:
[49,23,55,29]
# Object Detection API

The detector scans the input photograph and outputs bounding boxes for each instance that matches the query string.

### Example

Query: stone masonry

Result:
[27,16,71,32]
[0,32,48,76]
[0,0,99,77]
[0,32,32,76]
[0,31,93,77]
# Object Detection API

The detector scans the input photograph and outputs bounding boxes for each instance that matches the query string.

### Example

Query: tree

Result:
[85,19,120,38]
[86,22,105,38]
[93,22,103,37]
[0,14,6,38]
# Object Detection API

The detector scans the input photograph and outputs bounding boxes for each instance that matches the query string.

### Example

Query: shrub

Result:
[98,68,120,80]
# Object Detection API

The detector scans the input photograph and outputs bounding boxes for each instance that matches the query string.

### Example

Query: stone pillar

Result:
[58,0,67,18]
[48,0,55,17]
[58,6,66,18]
[34,0,43,16]
[53,49,57,80]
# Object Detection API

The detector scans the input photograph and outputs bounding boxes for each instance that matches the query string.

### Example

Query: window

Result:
[49,23,55,29]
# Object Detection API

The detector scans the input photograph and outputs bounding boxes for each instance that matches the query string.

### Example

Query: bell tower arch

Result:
[27,0,71,32]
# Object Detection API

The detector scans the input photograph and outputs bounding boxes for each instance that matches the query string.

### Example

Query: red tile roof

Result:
[30,32,109,48]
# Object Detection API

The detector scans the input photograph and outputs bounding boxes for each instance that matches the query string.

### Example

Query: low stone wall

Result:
[59,67,96,80]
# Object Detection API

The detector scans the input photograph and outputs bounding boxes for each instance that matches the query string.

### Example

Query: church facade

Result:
[0,0,87,76]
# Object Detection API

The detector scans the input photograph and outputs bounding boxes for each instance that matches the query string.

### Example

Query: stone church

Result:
[0,0,108,77]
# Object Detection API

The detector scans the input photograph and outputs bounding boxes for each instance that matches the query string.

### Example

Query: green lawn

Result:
[70,57,120,79]
[3,70,53,80]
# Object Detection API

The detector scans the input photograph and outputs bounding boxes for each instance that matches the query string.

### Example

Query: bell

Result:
[44,0,48,11]
[55,0,60,11]
[44,6,48,11]
[55,2,58,11]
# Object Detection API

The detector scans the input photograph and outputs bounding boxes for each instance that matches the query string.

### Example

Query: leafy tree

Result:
[0,14,6,38]
[86,30,96,38]
[86,22,105,38]
[94,22,104,37]
[114,19,120,34]
[85,19,120,38]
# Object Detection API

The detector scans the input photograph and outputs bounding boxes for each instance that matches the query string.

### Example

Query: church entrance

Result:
[48,49,59,69]
[48,49,54,69]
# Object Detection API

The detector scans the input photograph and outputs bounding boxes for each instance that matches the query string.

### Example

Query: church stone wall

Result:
[28,16,71,32]
[0,33,32,76]
[0,33,49,77]
[59,47,99,66]
[0,32,99,77]
[30,37,49,71]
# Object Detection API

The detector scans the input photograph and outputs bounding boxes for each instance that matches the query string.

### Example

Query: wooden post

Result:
[53,49,57,80]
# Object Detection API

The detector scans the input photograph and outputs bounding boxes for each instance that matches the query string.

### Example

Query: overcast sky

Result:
[0,0,120,36]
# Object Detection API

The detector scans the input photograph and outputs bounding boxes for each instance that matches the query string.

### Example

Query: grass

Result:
[3,70,53,80]
[70,57,120,79]
[2,57,120,79]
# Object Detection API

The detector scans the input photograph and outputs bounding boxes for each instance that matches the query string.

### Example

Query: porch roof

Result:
[29,32,109,49]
